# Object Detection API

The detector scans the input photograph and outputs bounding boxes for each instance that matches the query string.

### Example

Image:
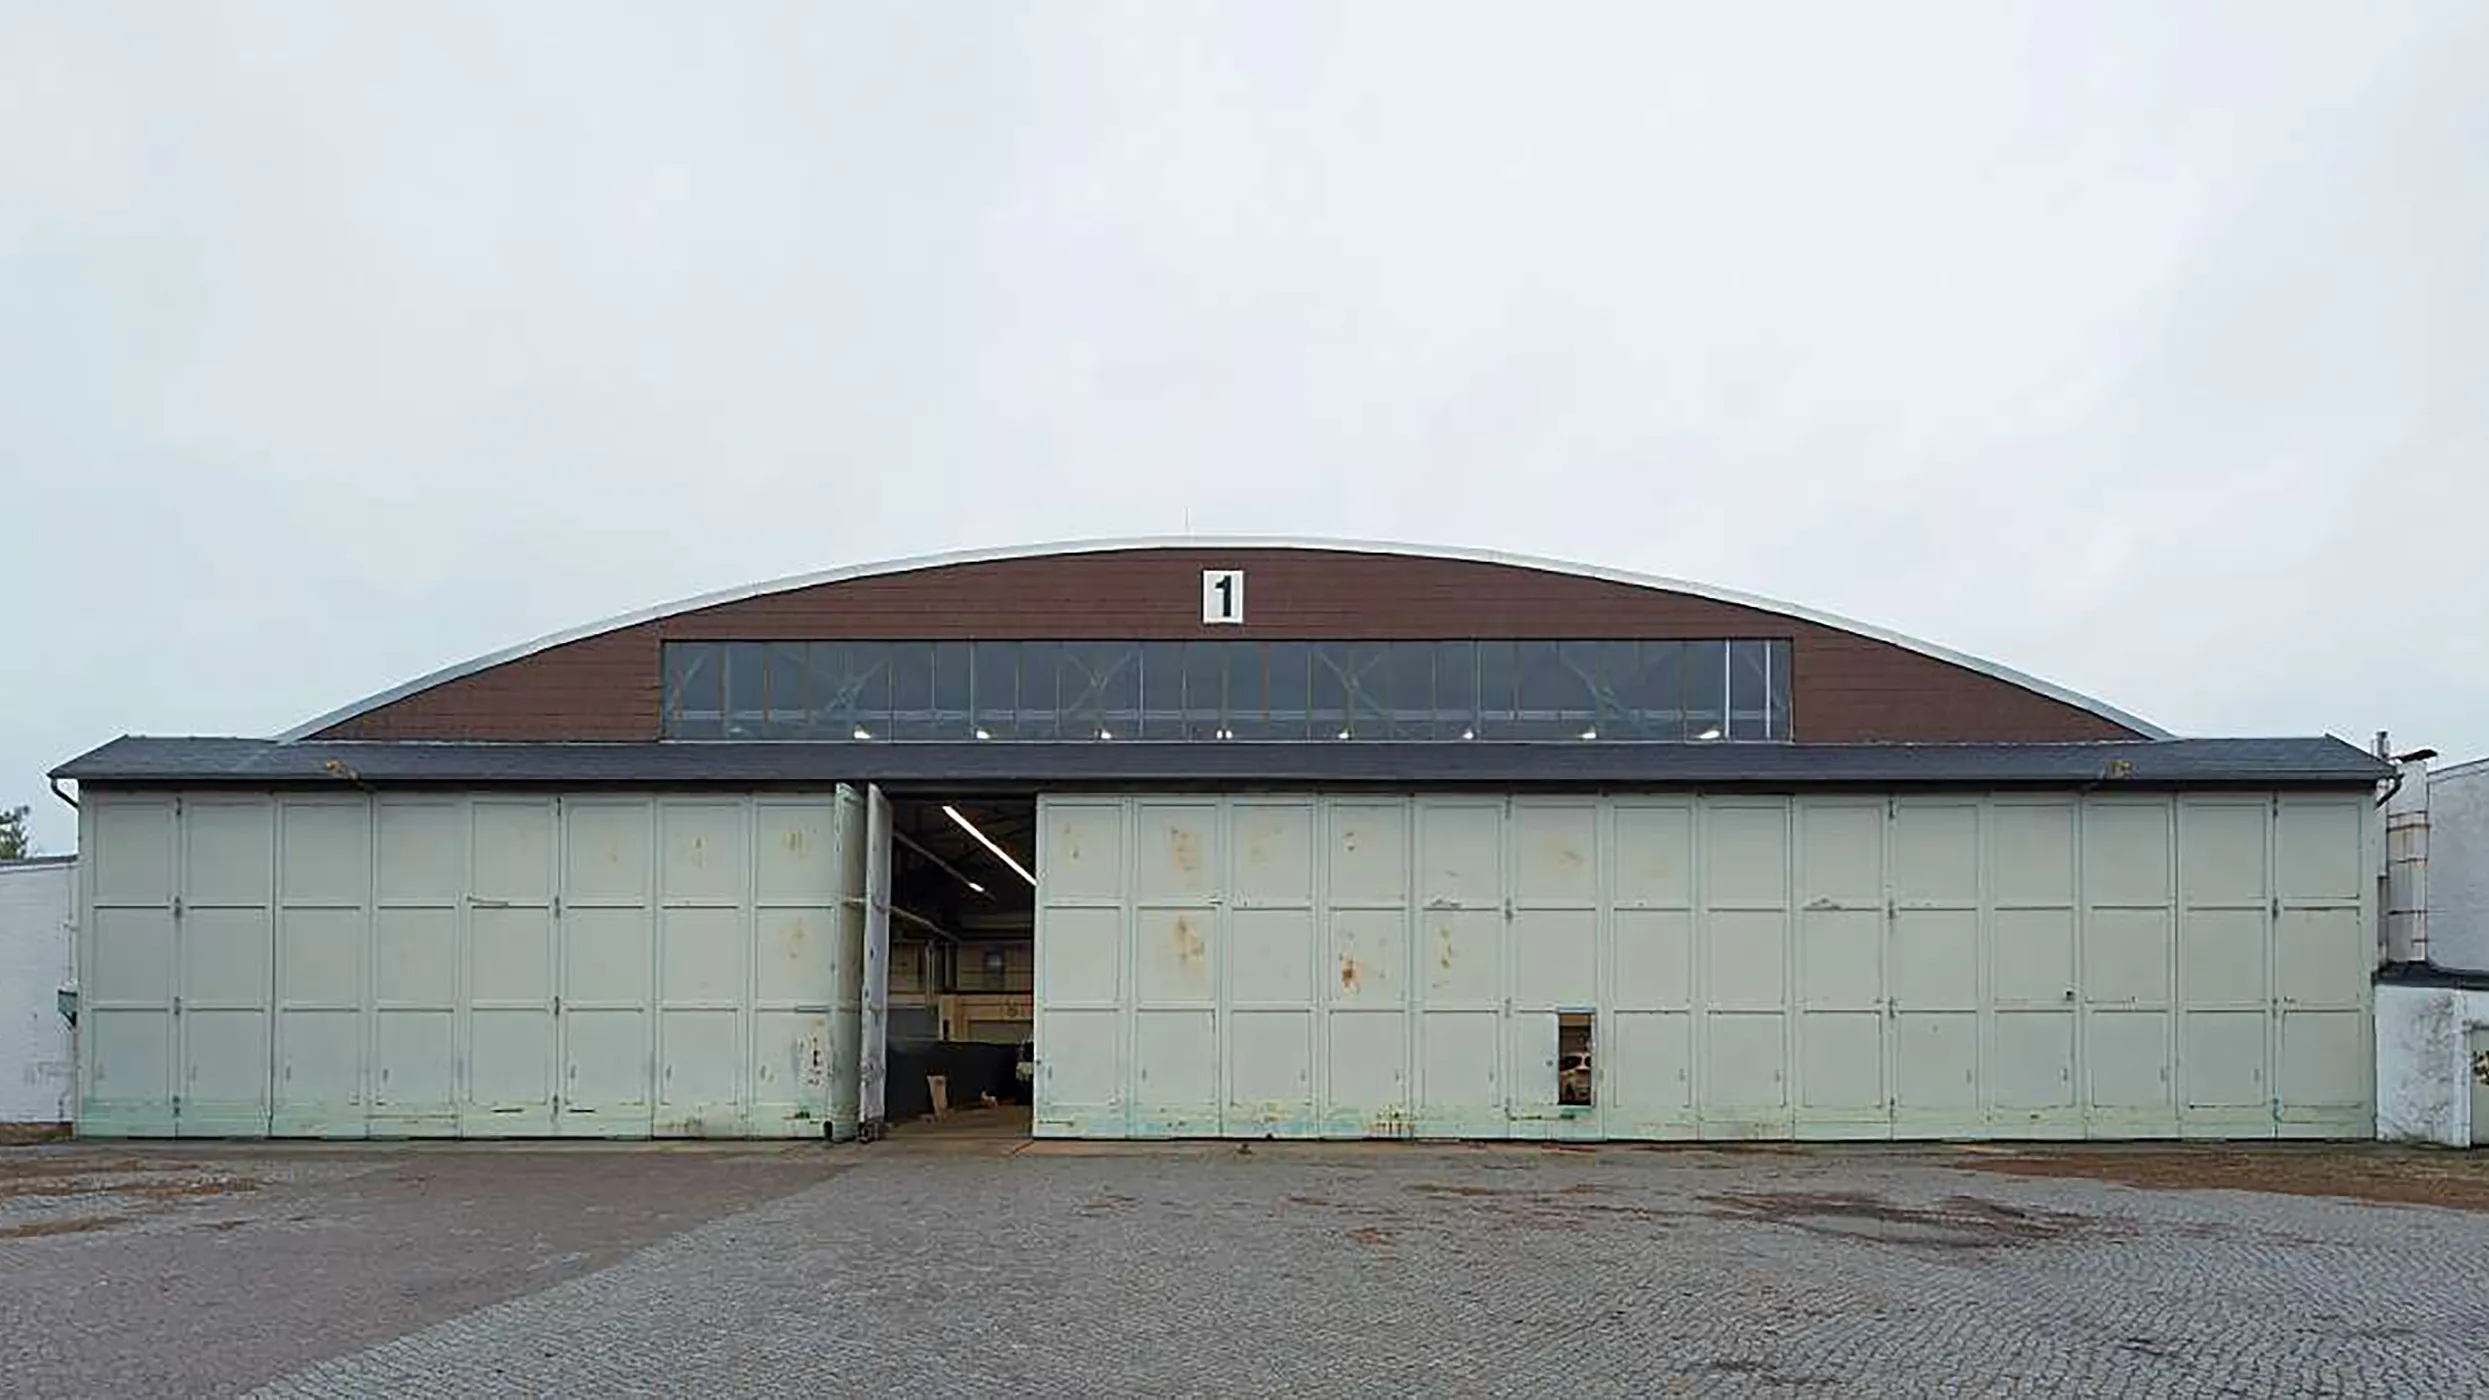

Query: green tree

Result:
[0,805,30,860]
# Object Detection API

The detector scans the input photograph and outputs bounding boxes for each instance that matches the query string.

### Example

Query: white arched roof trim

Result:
[279,536,2173,742]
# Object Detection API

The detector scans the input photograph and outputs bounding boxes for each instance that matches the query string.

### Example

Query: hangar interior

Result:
[51,539,2393,1143]
[881,794,1037,1123]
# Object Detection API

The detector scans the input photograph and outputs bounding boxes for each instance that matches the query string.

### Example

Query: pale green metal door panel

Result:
[1511,909,1595,1013]
[1795,800,1885,1135]
[2175,799,2274,1135]
[657,905,744,1136]
[1225,1008,1313,1134]
[2081,801,2177,1135]
[1991,1011,2076,1121]
[1035,798,1128,1136]
[374,799,462,1135]
[753,795,847,1138]
[1223,799,1317,1135]
[1613,799,1697,1143]
[1042,800,1127,902]
[272,798,371,1138]
[1228,909,1315,1005]
[1704,1014,1788,1119]
[1132,1010,1217,1135]
[1327,909,1405,1009]
[1606,1010,1693,1138]
[1893,1015,1979,1115]
[558,800,655,1137]
[2278,1010,2368,1113]
[2086,1009,2173,1124]
[1131,798,1220,1135]
[1326,1011,1408,1134]
[657,799,748,1137]
[464,799,558,1135]
[2272,795,2372,1133]
[177,799,274,1137]
[1415,799,1504,1136]
[2182,1012,2268,1109]
[1419,1010,1499,1134]
[1700,798,1792,1134]
[1504,1011,1561,1135]
[1892,802,1980,1132]
[1322,801,1412,1135]
[1135,910,1216,1004]
[84,791,181,1131]
[1613,910,1694,1011]
[1987,801,2081,1134]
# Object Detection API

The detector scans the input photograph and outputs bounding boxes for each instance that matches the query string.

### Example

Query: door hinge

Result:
[552,896,563,917]
[553,995,562,1015]
[172,995,182,1015]
[171,896,184,919]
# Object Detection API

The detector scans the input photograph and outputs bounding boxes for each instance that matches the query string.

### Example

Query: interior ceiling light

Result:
[944,803,1037,888]
[974,728,992,741]
[1696,726,1722,741]
[1579,729,1598,740]
[852,726,872,741]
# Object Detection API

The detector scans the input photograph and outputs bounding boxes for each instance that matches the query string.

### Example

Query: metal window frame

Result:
[655,638,1796,743]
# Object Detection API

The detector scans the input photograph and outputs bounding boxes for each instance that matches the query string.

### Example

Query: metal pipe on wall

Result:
[2386,752,2433,964]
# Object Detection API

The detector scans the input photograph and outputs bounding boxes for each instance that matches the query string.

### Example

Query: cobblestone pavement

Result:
[9,1139,2489,1397]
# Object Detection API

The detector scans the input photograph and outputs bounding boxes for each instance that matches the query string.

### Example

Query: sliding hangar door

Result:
[1033,791,2374,1141]
[78,789,869,1139]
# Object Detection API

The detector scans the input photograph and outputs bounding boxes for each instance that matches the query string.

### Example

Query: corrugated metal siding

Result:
[75,789,865,1140]
[1034,791,2376,1141]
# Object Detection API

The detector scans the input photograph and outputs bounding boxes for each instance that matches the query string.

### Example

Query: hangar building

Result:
[50,540,2389,1142]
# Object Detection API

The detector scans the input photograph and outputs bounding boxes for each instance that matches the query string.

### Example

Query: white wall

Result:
[2376,980,2489,1145]
[1,858,77,1124]
[2431,760,2489,973]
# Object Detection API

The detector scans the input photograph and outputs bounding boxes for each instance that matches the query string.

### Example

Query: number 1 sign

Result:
[1201,569,1245,625]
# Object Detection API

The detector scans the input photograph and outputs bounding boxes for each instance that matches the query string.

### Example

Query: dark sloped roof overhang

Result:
[54,735,2389,791]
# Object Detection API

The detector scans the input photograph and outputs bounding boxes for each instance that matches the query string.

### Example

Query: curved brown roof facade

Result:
[295,540,2158,745]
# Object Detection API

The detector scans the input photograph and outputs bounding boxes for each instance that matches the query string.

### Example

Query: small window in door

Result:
[1558,1012,1594,1108]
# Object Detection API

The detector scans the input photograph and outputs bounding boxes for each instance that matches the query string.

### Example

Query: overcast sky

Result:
[4,4,2486,853]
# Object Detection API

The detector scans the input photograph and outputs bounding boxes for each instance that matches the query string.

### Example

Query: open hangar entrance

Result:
[875,792,1038,1133]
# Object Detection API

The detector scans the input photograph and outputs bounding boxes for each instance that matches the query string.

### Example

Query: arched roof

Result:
[279,536,2172,742]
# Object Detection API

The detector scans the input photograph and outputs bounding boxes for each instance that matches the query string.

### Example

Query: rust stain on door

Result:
[1171,915,1207,969]
[1168,827,1203,877]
